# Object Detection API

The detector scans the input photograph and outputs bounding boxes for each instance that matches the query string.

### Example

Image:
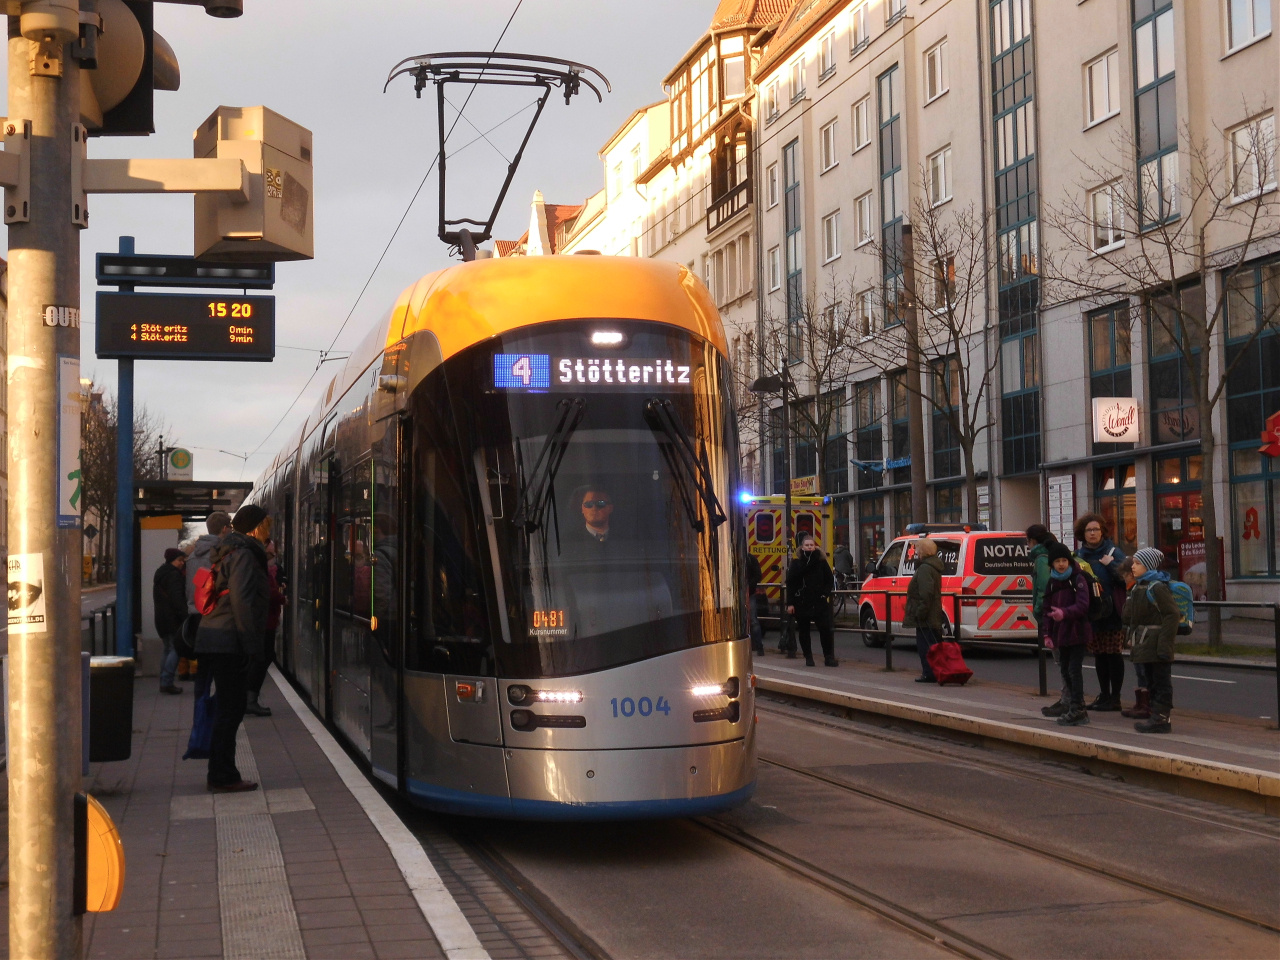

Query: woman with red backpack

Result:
[1043,543,1094,726]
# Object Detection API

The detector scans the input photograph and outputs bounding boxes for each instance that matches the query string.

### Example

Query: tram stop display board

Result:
[96,292,275,361]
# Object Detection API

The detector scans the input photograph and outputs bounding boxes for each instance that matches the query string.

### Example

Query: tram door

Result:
[368,420,402,784]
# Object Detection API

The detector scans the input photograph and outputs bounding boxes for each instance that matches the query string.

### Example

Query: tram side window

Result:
[333,461,373,620]
[406,413,494,676]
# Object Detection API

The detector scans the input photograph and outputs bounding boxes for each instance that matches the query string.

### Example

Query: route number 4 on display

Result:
[611,696,671,718]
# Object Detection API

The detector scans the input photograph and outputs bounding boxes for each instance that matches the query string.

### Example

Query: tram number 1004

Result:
[610,696,671,718]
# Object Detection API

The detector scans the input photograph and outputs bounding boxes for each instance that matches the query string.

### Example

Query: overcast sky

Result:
[3,0,718,481]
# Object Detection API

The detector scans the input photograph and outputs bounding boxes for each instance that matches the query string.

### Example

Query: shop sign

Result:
[1092,397,1140,443]
[1176,536,1225,601]
[790,475,816,495]
[1260,410,1280,457]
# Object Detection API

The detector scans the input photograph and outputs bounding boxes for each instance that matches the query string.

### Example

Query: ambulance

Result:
[855,525,1040,646]
[744,495,834,617]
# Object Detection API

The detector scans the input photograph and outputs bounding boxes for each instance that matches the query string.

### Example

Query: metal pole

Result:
[900,224,928,525]
[116,237,135,658]
[781,374,792,653]
[884,594,894,672]
[6,17,84,956]
[1273,603,1279,731]
[1037,629,1048,697]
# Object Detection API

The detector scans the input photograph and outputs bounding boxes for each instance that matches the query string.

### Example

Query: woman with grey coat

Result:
[903,538,945,683]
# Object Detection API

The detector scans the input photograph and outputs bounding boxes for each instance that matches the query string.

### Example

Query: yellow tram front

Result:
[395,257,756,818]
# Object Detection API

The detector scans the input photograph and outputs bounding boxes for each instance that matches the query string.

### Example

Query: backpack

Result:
[1072,556,1111,623]
[1148,579,1195,635]
[926,640,973,686]
[192,548,235,616]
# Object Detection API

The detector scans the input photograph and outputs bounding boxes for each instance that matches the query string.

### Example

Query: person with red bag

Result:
[1043,543,1094,726]
[903,538,946,683]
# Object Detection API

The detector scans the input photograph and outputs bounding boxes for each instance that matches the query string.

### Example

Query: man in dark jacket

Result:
[195,504,270,792]
[785,532,837,667]
[902,538,946,683]
[153,548,188,695]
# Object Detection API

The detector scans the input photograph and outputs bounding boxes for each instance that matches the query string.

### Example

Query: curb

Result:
[1172,654,1275,671]
[755,675,1280,801]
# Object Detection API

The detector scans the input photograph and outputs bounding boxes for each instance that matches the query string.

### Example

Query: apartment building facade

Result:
[750,0,1278,599]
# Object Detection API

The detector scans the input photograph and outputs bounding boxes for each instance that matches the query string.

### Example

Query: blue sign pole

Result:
[115,237,135,658]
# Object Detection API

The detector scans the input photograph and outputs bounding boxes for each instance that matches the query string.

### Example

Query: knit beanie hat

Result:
[1133,547,1164,571]
[232,504,267,534]
[1026,523,1051,544]
[164,547,185,563]
[1047,542,1073,564]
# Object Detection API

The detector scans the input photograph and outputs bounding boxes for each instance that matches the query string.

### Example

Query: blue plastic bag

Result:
[183,673,217,760]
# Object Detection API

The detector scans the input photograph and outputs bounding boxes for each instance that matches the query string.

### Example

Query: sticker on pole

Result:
[58,356,83,528]
[8,553,47,634]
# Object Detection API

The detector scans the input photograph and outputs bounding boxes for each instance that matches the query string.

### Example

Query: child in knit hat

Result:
[1121,548,1180,733]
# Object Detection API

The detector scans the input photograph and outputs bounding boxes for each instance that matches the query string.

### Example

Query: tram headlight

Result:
[691,677,740,698]
[535,689,584,704]
[507,684,531,705]
[589,330,627,347]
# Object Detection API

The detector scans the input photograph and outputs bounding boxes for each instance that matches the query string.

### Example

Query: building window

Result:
[1085,49,1120,126]
[819,31,837,79]
[928,146,953,206]
[935,485,963,524]
[858,495,885,567]
[768,245,781,291]
[856,288,875,337]
[1134,1,1179,227]
[925,40,949,103]
[889,370,911,485]
[1002,332,1041,475]
[722,35,746,99]
[856,191,874,245]
[820,119,839,171]
[767,162,779,207]
[853,96,871,152]
[821,389,849,494]
[854,379,884,491]
[1094,463,1138,555]
[784,139,803,359]
[1226,258,1280,576]
[1089,303,1133,455]
[766,79,780,120]
[1154,455,1203,575]
[790,57,806,102]
[887,0,905,26]
[932,357,962,479]
[1230,114,1277,201]
[1147,283,1204,445]
[611,162,623,199]
[822,211,841,263]
[631,144,642,179]
[878,65,905,329]
[931,256,956,311]
[1228,0,1272,51]
[852,3,870,52]
[1089,180,1125,251]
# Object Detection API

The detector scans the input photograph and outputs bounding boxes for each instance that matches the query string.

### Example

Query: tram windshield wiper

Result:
[512,397,585,535]
[643,398,727,534]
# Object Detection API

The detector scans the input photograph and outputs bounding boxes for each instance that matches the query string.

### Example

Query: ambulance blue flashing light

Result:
[739,491,753,504]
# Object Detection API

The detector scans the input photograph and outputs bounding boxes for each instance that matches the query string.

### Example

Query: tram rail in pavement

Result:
[752,654,1280,816]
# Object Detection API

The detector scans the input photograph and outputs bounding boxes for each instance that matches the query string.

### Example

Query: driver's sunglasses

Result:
[582,499,612,509]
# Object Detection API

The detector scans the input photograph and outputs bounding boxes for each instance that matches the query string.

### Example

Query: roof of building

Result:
[754,0,845,80]
[711,0,793,31]
[494,201,585,257]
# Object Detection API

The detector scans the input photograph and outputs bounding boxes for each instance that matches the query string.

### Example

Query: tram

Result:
[251,254,757,818]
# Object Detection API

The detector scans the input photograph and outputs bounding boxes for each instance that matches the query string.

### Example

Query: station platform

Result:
[0,669,500,960]
[753,650,1280,811]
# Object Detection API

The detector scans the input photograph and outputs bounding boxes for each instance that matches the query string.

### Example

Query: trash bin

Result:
[89,656,135,763]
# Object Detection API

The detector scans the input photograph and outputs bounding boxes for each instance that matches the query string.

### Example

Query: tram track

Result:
[691,815,1013,960]
[450,828,614,960]
[748,702,1280,937]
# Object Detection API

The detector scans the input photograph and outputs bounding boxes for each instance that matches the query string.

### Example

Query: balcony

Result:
[707,179,752,234]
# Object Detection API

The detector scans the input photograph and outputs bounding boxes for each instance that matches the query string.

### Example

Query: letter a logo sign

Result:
[1261,410,1280,459]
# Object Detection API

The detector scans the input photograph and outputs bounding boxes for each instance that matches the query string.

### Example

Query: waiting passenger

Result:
[182,509,232,681]
[1074,512,1127,711]
[1114,558,1150,720]
[1028,524,1069,719]
[153,548,188,696]
[785,532,837,668]
[1122,548,1179,734]
[903,538,946,683]
[1042,543,1093,726]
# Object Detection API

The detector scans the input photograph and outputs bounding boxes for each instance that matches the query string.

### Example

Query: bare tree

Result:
[1042,116,1280,640]
[79,382,176,580]
[737,279,869,496]
[854,197,1001,522]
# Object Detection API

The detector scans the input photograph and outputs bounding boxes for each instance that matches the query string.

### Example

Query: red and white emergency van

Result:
[855,526,1039,646]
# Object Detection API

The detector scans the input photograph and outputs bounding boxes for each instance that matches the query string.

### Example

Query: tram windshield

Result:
[407,320,743,679]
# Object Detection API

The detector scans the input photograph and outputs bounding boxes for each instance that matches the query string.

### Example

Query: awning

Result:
[133,481,253,522]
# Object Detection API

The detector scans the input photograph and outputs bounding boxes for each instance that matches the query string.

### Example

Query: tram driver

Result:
[580,486,615,544]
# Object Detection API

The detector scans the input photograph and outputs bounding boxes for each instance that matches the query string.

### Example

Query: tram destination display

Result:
[494,353,693,392]
[96,292,276,361]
